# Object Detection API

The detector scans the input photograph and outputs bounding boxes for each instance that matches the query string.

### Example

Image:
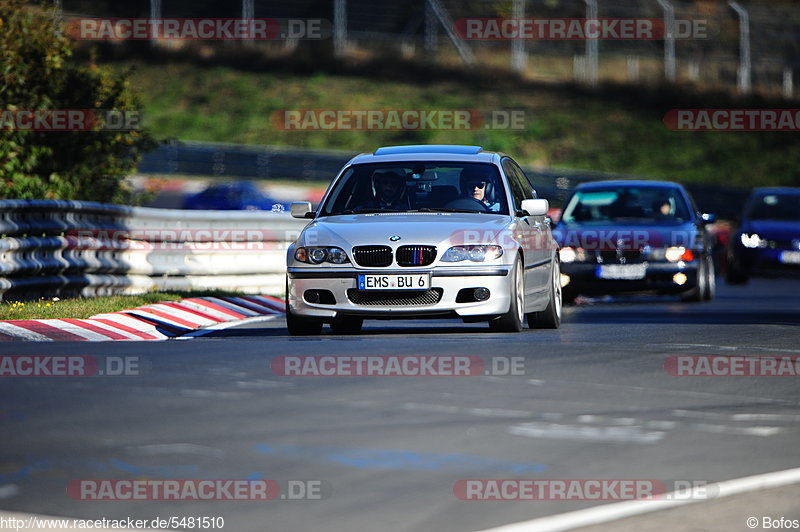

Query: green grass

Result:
[114,60,800,188]
[0,290,274,320]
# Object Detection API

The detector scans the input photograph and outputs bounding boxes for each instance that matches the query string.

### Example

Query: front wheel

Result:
[703,255,716,301]
[680,257,708,303]
[285,279,323,336]
[489,256,524,333]
[528,257,562,329]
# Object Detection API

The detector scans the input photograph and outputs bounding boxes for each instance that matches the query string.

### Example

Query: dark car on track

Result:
[554,180,716,303]
[183,181,289,211]
[726,187,800,284]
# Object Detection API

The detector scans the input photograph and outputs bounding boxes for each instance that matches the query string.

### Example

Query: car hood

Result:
[299,213,513,248]
[553,222,700,249]
[742,220,800,241]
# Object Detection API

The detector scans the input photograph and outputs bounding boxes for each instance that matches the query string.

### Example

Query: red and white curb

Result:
[0,295,285,342]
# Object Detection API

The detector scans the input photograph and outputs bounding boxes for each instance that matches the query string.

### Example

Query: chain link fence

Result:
[61,0,800,98]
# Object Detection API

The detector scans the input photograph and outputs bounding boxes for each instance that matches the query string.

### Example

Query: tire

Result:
[528,257,562,329]
[330,316,363,335]
[285,279,322,336]
[703,255,716,301]
[725,257,749,285]
[489,256,524,333]
[680,257,707,303]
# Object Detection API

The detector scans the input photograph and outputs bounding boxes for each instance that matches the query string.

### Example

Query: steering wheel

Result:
[443,197,489,212]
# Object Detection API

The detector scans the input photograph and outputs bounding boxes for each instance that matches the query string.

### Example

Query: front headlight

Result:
[441,245,503,262]
[740,233,767,249]
[294,246,350,264]
[559,246,586,263]
[664,246,695,262]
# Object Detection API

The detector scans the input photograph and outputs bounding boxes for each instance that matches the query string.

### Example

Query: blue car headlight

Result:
[740,233,767,249]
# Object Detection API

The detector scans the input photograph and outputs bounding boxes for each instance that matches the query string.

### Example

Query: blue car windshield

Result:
[561,186,691,224]
[318,162,509,216]
[746,193,800,221]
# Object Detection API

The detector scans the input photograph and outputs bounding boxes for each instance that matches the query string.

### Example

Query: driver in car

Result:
[460,167,501,212]
[361,170,410,210]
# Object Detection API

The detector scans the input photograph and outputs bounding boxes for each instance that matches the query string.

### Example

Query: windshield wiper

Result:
[337,208,401,215]
[417,207,491,214]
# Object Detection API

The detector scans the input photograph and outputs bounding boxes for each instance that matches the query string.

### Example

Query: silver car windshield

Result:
[319,162,509,216]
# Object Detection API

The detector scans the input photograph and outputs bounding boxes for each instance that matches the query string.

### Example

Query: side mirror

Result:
[520,198,549,217]
[700,213,716,224]
[290,202,314,219]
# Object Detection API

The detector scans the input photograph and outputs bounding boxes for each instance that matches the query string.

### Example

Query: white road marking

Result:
[474,466,800,532]
[667,343,800,354]
[690,423,782,437]
[508,422,665,444]
[0,485,19,499]
[126,443,225,458]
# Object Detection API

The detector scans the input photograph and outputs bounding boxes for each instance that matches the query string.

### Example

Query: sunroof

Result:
[373,145,483,156]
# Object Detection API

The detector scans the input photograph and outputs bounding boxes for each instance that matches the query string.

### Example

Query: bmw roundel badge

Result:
[389,235,401,242]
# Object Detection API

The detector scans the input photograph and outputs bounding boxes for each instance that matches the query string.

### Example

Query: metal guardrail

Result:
[0,200,309,300]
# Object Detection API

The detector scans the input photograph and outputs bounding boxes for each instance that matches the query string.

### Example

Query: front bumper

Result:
[733,247,800,276]
[287,266,513,319]
[561,261,699,296]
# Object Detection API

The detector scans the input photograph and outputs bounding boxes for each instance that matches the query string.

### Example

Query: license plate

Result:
[597,264,647,280]
[358,274,430,290]
[780,251,800,264]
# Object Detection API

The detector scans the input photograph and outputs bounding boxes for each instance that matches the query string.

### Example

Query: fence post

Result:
[511,0,526,73]
[656,0,677,83]
[627,56,640,81]
[242,0,254,46]
[150,0,162,47]
[52,0,63,36]
[728,1,751,94]
[688,60,700,82]
[424,0,437,54]
[425,0,475,66]
[334,0,348,58]
[584,0,598,86]
[783,68,793,99]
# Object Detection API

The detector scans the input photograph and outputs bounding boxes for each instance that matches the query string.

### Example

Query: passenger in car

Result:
[459,168,501,212]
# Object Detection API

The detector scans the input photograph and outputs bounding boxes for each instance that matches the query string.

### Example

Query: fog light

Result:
[672,273,688,286]
[305,290,321,303]
[561,274,571,287]
[474,287,490,301]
